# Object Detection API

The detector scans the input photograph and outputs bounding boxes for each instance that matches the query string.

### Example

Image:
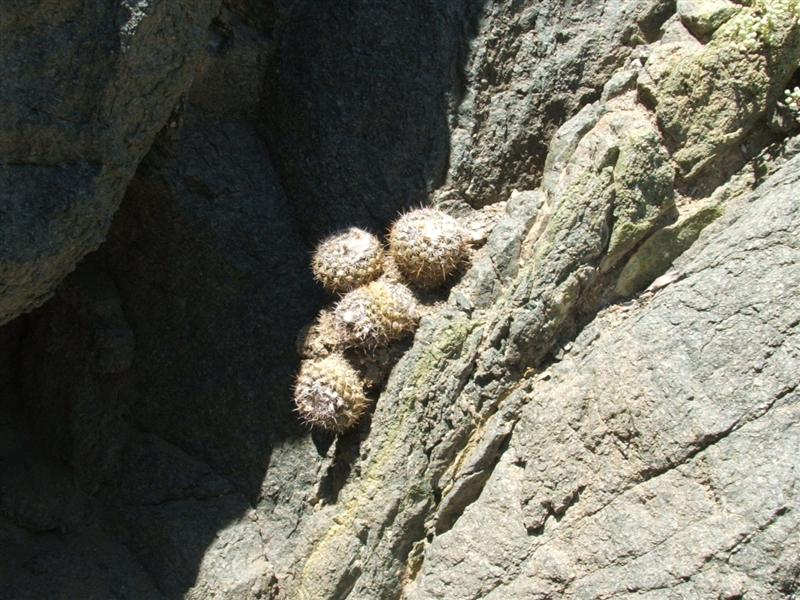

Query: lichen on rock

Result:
[640,0,800,178]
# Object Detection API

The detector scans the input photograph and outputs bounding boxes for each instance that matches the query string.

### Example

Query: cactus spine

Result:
[332,279,419,349]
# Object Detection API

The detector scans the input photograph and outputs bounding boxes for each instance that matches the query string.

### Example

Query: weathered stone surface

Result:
[4,1,800,599]
[615,200,722,297]
[0,411,165,600]
[19,254,134,492]
[0,0,223,325]
[408,151,800,600]
[263,0,675,238]
[641,2,800,179]
[261,0,470,239]
[265,77,678,600]
[102,108,320,495]
[677,0,740,38]
[439,0,675,208]
[99,431,276,600]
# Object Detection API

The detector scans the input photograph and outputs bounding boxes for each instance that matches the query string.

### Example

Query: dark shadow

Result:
[260,0,485,243]
[5,0,490,597]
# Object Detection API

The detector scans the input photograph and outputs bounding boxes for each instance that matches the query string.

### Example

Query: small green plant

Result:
[729,0,799,52]
[312,227,384,294]
[781,85,800,119]
[293,354,369,432]
[388,208,467,289]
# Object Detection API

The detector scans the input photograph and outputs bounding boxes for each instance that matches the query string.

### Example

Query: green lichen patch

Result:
[649,0,800,178]
[615,202,724,297]
[604,126,677,269]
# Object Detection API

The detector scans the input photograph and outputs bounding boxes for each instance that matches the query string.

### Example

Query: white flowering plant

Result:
[728,0,800,52]
[780,86,800,119]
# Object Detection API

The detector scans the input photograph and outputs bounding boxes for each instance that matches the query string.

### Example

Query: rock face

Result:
[0,0,223,326]
[407,154,800,600]
[439,0,676,208]
[1,1,799,599]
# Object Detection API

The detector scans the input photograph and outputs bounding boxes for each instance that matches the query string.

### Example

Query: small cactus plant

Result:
[297,206,477,432]
[332,279,420,349]
[296,309,342,360]
[293,354,368,432]
[312,227,384,294]
[388,208,467,289]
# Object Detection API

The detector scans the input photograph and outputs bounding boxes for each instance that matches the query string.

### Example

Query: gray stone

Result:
[677,0,741,37]
[408,151,800,600]
[440,0,675,208]
[102,108,321,496]
[20,255,134,492]
[261,0,470,239]
[0,411,165,600]
[641,4,800,179]
[4,1,800,599]
[0,0,223,325]
[615,200,723,297]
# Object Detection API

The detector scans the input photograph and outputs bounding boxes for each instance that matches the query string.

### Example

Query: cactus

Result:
[332,279,419,349]
[312,228,384,294]
[388,208,467,288]
[296,309,343,360]
[294,354,368,432]
[296,209,470,431]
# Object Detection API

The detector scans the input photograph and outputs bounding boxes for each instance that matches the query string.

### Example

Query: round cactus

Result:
[293,354,368,432]
[332,279,419,349]
[388,208,466,288]
[312,228,384,294]
[296,309,343,360]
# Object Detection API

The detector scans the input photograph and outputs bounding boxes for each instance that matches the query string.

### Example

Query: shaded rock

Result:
[0,411,164,600]
[100,432,275,600]
[0,0,224,325]
[20,254,133,492]
[262,0,471,239]
[103,108,320,496]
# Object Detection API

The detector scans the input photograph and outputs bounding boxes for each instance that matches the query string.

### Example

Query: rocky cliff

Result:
[1,1,798,599]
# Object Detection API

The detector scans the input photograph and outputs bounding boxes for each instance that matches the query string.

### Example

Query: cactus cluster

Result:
[294,208,470,433]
